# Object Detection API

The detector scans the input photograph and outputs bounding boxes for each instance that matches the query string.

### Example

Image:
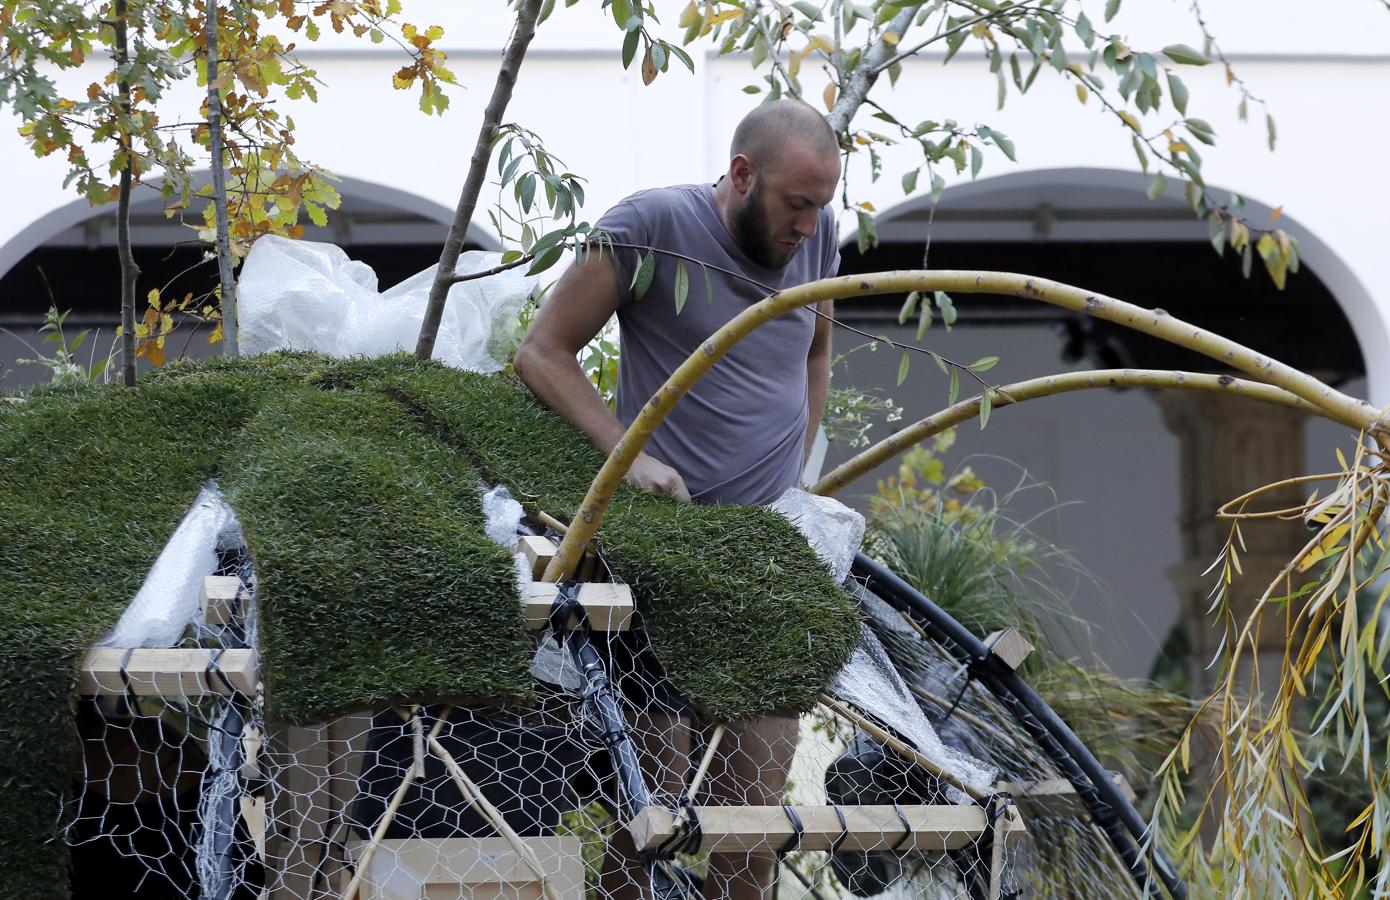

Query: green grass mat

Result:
[0,352,859,897]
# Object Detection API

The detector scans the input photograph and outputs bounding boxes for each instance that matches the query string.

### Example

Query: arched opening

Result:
[0,176,495,388]
[828,167,1369,683]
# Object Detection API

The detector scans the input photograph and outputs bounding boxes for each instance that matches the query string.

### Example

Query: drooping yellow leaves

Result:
[822,81,837,111]
[1117,110,1141,132]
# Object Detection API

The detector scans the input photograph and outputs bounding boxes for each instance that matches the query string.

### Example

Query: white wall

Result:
[1,0,1384,674]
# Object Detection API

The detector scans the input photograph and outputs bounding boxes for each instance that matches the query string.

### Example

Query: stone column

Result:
[1157,392,1309,699]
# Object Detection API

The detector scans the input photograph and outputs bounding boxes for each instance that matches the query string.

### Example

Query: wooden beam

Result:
[995,772,1136,818]
[629,804,1015,854]
[202,574,248,626]
[524,582,633,631]
[346,836,584,900]
[983,627,1034,670]
[517,535,558,581]
[78,648,256,697]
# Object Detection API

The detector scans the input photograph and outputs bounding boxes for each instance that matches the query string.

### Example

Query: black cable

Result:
[777,805,805,855]
[852,553,1186,900]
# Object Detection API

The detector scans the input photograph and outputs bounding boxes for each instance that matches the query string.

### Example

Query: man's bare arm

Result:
[804,299,833,460]
[513,252,690,500]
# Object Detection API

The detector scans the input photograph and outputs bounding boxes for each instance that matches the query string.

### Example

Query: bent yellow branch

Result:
[811,368,1370,497]
[541,270,1383,582]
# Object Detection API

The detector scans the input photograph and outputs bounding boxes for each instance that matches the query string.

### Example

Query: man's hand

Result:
[626,452,691,501]
[515,252,692,503]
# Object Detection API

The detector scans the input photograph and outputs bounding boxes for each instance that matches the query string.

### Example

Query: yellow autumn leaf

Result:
[208,322,224,345]
[822,82,836,111]
[1117,110,1141,132]
[1298,520,1352,573]
[882,31,899,45]
[805,35,833,55]
[858,201,876,212]
[1169,140,1190,153]
[705,8,742,25]
[1075,83,1088,104]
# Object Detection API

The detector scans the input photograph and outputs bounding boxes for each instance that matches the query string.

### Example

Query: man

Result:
[513,98,842,900]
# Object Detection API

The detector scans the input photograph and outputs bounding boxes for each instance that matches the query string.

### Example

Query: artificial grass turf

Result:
[0,352,860,896]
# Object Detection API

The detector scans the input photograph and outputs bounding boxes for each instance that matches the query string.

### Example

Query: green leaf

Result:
[703,266,714,304]
[631,251,656,299]
[1166,71,1189,115]
[898,290,919,325]
[519,173,536,212]
[970,356,999,372]
[930,351,949,375]
[1075,11,1094,47]
[1266,112,1277,151]
[855,208,878,254]
[935,291,956,327]
[970,144,983,179]
[1184,117,1216,144]
[1146,171,1167,200]
[674,259,689,314]
[979,125,1016,161]
[1104,0,1121,22]
[528,244,564,275]
[501,249,525,264]
[948,366,960,405]
[979,388,993,429]
[1162,43,1211,66]
[901,168,919,195]
[742,85,762,94]
[611,0,633,29]
[1208,213,1226,256]
[1132,135,1148,173]
[897,351,910,386]
[622,28,640,68]
[916,302,933,340]
[888,61,903,86]
[792,1,823,20]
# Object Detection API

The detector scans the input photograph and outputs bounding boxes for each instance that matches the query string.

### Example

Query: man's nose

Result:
[793,210,819,238]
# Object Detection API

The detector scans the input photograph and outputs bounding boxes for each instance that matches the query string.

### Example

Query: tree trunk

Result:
[205,0,238,356]
[414,0,543,360]
[115,0,140,387]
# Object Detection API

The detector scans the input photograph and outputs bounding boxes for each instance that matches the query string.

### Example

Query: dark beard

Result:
[730,180,794,269]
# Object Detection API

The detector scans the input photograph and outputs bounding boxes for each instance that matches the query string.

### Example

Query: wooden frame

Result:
[345,836,584,900]
[78,648,256,697]
[523,582,633,631]
[202,574,249,626]
[629,804,1025,855]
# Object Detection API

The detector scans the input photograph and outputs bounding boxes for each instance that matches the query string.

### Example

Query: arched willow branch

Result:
[541,270,1384,582]
[811,369,1370,497]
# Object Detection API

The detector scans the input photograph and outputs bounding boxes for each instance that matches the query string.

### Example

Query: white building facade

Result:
[2,0,1388,679]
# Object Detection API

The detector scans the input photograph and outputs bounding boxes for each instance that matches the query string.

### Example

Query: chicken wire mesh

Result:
[62,522,1163,900]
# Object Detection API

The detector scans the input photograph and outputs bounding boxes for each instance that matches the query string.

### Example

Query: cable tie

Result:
[778,804,805,856]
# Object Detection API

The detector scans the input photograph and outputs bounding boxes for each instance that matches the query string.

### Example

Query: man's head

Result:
[725,99,842,268]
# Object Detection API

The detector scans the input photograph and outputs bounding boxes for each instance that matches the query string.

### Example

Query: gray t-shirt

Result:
[595,182,840,505]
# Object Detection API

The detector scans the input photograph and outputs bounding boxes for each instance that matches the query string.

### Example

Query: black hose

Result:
[852,552,1187,900]
[552,584,692,900]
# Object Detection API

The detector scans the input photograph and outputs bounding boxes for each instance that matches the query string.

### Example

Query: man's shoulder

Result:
[610,183,708,220]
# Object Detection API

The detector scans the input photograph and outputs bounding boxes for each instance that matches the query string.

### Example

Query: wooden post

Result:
[983,628,1034,670]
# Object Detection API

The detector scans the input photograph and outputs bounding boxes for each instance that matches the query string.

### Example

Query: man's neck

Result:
[711,175,737,237]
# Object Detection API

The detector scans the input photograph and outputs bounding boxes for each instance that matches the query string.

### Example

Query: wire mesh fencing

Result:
[63,528,1164,900]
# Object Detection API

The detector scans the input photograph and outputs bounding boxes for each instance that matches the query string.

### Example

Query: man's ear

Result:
[729,154,755,195]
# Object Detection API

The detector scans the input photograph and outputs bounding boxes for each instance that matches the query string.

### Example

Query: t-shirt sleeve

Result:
[819,208,842,280]
[593,198,650,306]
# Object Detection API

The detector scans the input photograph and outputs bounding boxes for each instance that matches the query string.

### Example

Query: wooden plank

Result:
[995,773,1136,818]
[202,574,248,626]
[630,804,990,854]
[78,648,256,697]
[983,627,1034,670]
[347,836,584,900]
[524,582,633,631]
[988,806,1027,899]
[517,536,558,581]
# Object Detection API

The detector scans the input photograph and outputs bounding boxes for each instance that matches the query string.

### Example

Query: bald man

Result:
[514,99,843,900]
